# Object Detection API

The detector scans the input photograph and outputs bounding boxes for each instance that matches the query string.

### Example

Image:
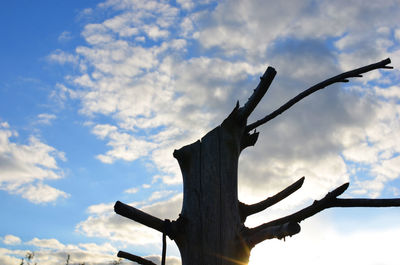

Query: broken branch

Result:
[240,130,259,151]
[246,58,393,132]
[114,201,164,233]
[239,177,305,222]
[246,222,301,248]
[117,251,156,265]
[238,67,277,121]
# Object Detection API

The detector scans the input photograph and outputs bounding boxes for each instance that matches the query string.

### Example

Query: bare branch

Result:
[246,222,301,248]
[246,58,393,132]
[240,130,259,151]
[247,182,400,239]
[239,177,305,222]
[114,201,164,233]
[238,67,277,121]
[248,183,350,232]
[333,198,400,207]
[117,251,156,265]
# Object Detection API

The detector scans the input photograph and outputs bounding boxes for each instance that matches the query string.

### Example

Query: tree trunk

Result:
[173,107,248,265]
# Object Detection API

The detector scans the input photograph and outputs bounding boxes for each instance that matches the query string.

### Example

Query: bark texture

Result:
[173,106,248,265]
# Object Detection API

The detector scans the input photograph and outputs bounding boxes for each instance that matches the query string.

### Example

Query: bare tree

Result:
[115,58,399,265]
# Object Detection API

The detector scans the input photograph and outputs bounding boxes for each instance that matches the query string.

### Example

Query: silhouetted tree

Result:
[115,58,400,265]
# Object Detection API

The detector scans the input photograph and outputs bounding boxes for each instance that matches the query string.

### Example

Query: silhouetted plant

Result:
[65,254,70,265]
[25,251,34,265]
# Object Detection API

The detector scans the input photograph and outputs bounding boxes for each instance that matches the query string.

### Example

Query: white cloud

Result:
[375,85,400,99]
[53,1,400,207]
[78,242,117,254]
[395,28,400,41]
[92,124,158,163]
[0,237,123,265]
[92,124,118,139]
[176,0,194,10]
[148,190,176,201]
[152,175,181,185]
[58,31,73,42]
[76,194,182,247]
[27,238,66,250]
[17,183,70,204]
[82,23,114,45]
[87,202,114,215]
[0,123,69,203]
[0,249,21,265]
[124,187,139,194]
[37,113,57,125]
[103,13,139,37]
[2,235,21,245]
[249,213,400,265]
[47,49,79,65]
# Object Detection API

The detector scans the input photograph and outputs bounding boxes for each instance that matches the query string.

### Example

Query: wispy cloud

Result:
[36,113,57,125]
[47,49,79,65]
[2,235,21,246]
[58,31,73,42]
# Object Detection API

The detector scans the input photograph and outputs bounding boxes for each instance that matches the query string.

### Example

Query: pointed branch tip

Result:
[238,66,277,121]
[239,176,306,221]
[329,182,349,198]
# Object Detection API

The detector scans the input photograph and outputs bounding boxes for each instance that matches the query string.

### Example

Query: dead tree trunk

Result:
[114,58,400,265]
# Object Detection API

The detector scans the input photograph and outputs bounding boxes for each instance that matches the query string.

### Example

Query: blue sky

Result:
[1,1,400,265]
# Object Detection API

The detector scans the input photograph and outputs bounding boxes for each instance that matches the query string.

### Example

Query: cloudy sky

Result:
[1,0,400,264]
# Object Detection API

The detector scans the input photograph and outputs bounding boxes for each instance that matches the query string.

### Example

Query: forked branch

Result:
[246,58,393,132]
[246,181,400,243]
[239,177,305,222]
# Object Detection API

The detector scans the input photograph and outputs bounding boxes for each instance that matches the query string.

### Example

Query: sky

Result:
[1,0,400,264]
